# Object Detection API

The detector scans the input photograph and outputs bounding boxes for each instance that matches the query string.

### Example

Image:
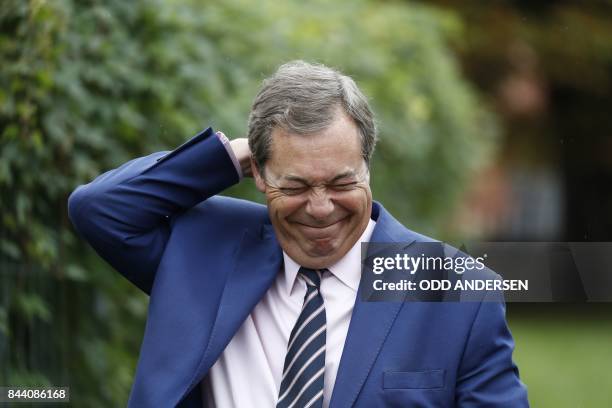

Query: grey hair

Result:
[247,60,377,172]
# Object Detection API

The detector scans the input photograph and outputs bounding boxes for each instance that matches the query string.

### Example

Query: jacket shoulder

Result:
[172,195,269,231]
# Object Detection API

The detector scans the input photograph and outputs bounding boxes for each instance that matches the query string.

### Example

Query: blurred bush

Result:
[0,0,495,404]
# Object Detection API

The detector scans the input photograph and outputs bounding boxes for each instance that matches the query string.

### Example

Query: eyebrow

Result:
[282,171,357,184]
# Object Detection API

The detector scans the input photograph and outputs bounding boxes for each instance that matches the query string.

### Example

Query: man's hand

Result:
[228,137,253,178]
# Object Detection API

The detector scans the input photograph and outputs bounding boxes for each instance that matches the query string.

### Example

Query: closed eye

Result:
[278,182,358,195]
[279,187,308,195]
[330,182,358,191]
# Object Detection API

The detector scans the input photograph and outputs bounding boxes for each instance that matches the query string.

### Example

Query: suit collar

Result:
[179,222,283,403]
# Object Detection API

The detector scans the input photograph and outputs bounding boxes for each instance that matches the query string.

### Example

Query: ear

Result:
[251,158,266,193]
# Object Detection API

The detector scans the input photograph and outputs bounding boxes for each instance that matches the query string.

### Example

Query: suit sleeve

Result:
[455,295,530,407]
[67,127,239,294]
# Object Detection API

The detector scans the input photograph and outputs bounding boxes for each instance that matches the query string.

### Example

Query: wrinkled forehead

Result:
[268,164,368,186]
[265,120,367,183]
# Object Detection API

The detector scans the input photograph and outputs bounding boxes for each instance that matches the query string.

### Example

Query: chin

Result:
[303,248,345,269]
[309,240,338,255]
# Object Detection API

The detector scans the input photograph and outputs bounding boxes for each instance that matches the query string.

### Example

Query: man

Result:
[68,61,528,407]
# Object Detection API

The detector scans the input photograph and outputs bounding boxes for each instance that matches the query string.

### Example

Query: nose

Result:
[304,187,335,220]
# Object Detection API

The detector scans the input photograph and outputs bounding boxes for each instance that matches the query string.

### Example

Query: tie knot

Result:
[298,267,324,289]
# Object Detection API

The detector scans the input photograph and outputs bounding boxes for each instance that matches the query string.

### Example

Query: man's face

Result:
[253,109,373,269]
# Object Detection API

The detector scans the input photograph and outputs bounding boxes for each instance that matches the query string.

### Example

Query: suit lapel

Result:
[329,203,418,408]
[329,289,405,407]
[179,223,283,402]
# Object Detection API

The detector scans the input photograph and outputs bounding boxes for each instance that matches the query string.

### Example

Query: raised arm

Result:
[67,128,243,294]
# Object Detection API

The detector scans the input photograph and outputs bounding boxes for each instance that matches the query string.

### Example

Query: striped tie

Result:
[276,268,327,408]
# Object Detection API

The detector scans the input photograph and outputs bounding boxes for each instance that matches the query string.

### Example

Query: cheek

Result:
[336,189,371,211]
[268,195,304,218]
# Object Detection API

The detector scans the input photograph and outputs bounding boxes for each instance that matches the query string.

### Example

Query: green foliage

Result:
[0,0,495,404]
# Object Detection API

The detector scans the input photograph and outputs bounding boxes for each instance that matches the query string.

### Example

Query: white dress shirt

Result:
[202,218,376,407]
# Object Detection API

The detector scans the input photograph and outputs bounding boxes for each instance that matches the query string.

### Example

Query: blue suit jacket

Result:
[68,127,528,407]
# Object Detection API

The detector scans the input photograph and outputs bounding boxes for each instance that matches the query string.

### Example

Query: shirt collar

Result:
[282,218,377,296]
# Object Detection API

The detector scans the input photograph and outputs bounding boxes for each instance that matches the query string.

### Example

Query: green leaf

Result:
[15,293,52,323]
